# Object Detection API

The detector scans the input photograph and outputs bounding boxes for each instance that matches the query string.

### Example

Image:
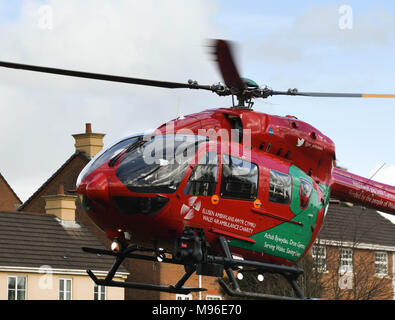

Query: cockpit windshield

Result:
[116,134,207,193]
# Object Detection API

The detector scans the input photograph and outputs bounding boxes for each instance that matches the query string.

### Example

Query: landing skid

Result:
[214,236,305,300]
[82,245,206,295]
[82,229,308,300]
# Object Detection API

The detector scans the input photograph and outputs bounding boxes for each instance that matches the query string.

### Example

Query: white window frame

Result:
[312,244,327,272]
[59,278,72,300]
[94,284,106,300]
[8,275,27,300]
[339,248,353,274]
[375,251,388,276]
[176,294,192,300]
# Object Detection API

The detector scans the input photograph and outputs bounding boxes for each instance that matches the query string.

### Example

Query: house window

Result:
[220,154,258,200]
[94,284,106,300]
[59,278,72,300]
[176,294,192,300]
[269,170,292,204]
[339,248,353,273]
[312,244,326,272]
[8,276,26,300]
[375,251,388,276]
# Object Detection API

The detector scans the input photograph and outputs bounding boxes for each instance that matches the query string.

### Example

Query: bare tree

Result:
[314,206,393,300]
[221,206,394,300]
[219,254,323,299]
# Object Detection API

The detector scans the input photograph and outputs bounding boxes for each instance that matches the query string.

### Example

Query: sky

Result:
[0,0,394,202]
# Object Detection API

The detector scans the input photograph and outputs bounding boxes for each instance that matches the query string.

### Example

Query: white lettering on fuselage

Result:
[202,208,256,234]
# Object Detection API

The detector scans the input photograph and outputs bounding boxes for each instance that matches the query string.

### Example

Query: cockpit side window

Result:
[269,169,292,204]
[299,178,313,209]
[184,151,218,196]
[220,154,258,200]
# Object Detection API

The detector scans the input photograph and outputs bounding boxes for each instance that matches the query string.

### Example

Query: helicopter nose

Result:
[85,172,110,204]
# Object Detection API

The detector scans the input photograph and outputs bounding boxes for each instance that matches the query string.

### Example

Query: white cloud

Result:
[1,1,394,205]
[0,0,227,201]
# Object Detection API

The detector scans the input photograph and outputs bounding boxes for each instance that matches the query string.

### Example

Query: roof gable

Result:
[18,151,90,212]
[318,204,395,248]
[0,173,22,211]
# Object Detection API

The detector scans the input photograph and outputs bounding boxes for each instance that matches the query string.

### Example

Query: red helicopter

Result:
[1,40,395,300]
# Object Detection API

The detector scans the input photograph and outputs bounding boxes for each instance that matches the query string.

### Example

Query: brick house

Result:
[0,173,22,211]
[0,123,129,300]
[312,202,395,300]
[18,123,108,247]
[0,208,128,300]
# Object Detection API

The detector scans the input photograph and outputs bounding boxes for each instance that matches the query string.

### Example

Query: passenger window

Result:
[269,170,292,204]
[299,178,313,209]
[184,152,218,196]
[220,154,258,200]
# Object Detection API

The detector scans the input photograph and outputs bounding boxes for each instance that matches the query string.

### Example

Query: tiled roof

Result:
[318,203,395,248]
[0,210,128,274]
[18,151,90,211]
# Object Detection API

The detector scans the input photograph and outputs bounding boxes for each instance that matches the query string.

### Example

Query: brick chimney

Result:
[72,123,105,158]
[43,184,78,222]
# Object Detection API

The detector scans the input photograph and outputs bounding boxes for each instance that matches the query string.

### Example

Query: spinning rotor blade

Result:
[212,39,245,92]
[0,61,213,91]
[270,89,395,98]
[2,41,394,108]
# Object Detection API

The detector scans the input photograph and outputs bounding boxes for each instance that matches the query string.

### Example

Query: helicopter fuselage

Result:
[76,108,333,266]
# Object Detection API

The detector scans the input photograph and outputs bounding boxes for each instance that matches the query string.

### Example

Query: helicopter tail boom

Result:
[330,167,395,215]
